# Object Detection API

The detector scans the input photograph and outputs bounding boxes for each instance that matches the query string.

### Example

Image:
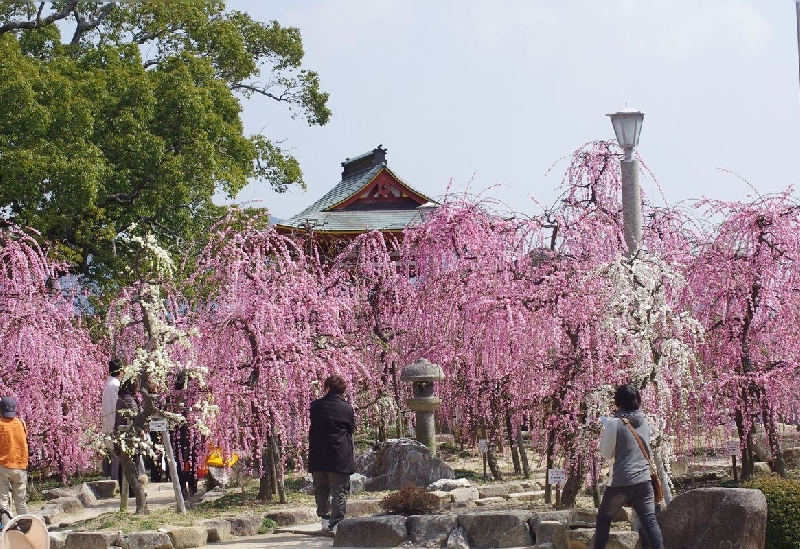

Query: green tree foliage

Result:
[0,3,330,286]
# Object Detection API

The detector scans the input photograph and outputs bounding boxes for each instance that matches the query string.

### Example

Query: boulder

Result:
[477,482,523,499]
[347,499,383,517]
[446,526,470,549]
[457,510,533,549]
[569,508,597,528]
[33,505,60,525]
[783,447,800,468]
[356,439,454,491]
[64,531,119,549]
[351,473,367,495]
[164,526,207,549]
[753,462,771,475]
[48,532,67,549]
[199,519,232,542]
[225,515,262,536]
[475,497,506,507]
[265,507,316,526]
[534,520,561,545]
[78,483,99,507]
[333,516,407,547]
[429,478,472,491]
[529,509,571,532]
[87,479,119,499]
[408,514,458,547]
[657,487,767,549]
[431,490,454,504]
[505,490,545,503]
[48,496,84,514]
[42,486,80,500]
[450,487,480,503]
[118,531,173,549]
[553,526,593,549]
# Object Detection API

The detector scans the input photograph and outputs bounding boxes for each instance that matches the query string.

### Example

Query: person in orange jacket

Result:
[0,396,29,517]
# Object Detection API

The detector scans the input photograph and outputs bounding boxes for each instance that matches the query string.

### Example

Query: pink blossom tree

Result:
[0,225,105,479]
[688,191,800,478]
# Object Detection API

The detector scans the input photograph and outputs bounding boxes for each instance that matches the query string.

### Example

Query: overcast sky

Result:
[219,1,800,221]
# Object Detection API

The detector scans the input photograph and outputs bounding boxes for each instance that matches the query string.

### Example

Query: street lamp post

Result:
[607,107,645,259]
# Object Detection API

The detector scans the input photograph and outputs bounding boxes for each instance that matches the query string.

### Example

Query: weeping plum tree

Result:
[688,191,800,479]
[188,211,370,501]
[0,225,105,478]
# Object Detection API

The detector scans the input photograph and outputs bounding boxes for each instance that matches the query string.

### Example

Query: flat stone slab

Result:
[474,497,506,506]
[164,526,207,548]
[119,531,173,549]
[225,515,262,536]
[199,519,232,542]
[505,490,545,503]
[334,516,407,548]
[407,514,457,547]
[65,531,119,549]
[48,496,84,515]
[457,510,533,549]
[477,482,524,499]
[87,480,118,499]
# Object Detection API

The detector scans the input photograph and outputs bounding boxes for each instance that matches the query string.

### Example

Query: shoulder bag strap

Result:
[621,418,656,473]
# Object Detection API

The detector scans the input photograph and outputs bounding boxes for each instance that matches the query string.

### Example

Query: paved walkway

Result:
[44,482,342,548]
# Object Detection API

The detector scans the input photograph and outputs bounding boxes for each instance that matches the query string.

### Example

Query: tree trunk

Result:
[258,445,273,501]
[735,409,754,480]
[544,429,555,504]
[487,448,503,481]
[516,428,530,479]
[559,457,584,509]
[590,456,601,508]
[119,451,148,514]
[763,408,787,477]
[506,415,521,475]
[270,436,286,503]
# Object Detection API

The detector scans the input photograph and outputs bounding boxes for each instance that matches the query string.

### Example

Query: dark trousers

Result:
[594,480,663,549]
[312,471,350,527]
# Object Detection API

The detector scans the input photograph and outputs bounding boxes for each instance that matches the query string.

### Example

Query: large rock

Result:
[477,482,523,499]
[657,487,767,549]
[783,447,800,468]
[200,519,232,542]
[356,438,454,491]
[164,526,207,549]
[456,510,533,549]
[333,516,407,547]
[86,479,118,499]
[265,507,316,526]
[408,514,458,547]
[118,531,173,549]
[78,483,99,507]
[48,496,84,514]
[347,499,383,517]
[64,531,119,549]
[225,515,262,536]
[429,478,472,491]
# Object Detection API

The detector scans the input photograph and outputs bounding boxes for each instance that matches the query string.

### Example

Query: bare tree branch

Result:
[70,3,116,45]
[0,2,78,36]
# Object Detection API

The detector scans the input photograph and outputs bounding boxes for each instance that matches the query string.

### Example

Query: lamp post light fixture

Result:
[607,107,645,258]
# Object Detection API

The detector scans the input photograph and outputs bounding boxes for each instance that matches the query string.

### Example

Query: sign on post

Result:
[548,468,567,486]
[478,439,488,454]
[725,441,739,456]
[149,418,168,432]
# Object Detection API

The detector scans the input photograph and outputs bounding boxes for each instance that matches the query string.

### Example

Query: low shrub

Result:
[258,517,277,534]
[380,484,439,515]
[743,475,800,549]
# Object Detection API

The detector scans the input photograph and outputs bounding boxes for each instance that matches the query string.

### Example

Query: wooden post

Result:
[162,430,187,514]
[732,455,738,483]
[555,484,561,508]
[120,473,128,512]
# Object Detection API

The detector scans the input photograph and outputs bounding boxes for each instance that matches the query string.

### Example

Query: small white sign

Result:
[548,468,567,485]
[725,441,739,457]
[478,439,488,454]
[149,418,168,432]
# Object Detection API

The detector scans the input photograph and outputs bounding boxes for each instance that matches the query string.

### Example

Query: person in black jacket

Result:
[309,374,355,531]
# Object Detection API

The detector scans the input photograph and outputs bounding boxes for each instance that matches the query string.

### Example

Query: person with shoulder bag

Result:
[594,384,663,549]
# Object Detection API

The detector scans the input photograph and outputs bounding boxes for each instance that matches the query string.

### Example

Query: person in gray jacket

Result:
[593,384,663,549]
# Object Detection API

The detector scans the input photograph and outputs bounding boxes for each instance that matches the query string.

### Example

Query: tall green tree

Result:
[0,3,330,287]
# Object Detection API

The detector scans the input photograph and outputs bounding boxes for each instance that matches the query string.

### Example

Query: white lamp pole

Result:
[607,107,645,259]
[796,1,800,105]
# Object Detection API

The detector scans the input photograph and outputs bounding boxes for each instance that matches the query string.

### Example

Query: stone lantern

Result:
[400,358,444,455]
